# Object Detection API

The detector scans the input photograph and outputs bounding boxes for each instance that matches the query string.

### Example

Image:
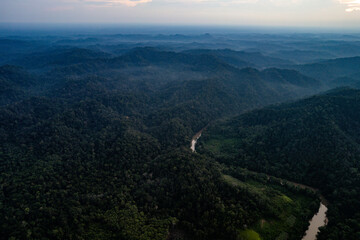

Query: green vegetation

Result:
[0,49,321,239]
[221,170,319,240]
[238,229,261,240]
[2,36,360,240]
[201,88,360,239]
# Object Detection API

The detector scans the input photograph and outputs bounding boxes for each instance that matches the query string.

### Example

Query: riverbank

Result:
[189,128,328,240]
[228,169,328,240]
[235,169,328,240]
[222,173,320,240]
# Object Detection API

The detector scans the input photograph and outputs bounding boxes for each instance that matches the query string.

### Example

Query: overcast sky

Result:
[1,0,360,28]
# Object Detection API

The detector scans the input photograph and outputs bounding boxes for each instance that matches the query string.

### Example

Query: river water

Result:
[302,203,328,240]
[190,133,201,152]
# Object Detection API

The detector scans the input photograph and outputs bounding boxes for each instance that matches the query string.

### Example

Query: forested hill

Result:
[0,44,326,240]
[200,88,360,239]
[0,65,38,105]
[3,35,360,240]
[11,47,112,69]
[183,49,293,68]
[0,47,323,124]
[293,56,360,84]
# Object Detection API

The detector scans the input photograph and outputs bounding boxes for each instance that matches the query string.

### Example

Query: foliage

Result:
[201,88,360,239]
[1,41,359,239]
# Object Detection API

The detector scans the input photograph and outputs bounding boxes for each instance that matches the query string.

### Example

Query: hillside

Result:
[0,64,321,240]
[0,38,356,240]
[184,49,292,68]
[0,65,38,105]
[200,88,360,239]
[294,57,360,83]
[11,47,112,69]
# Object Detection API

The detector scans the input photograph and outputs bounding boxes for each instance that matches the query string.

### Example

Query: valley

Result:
[1,32,360,240]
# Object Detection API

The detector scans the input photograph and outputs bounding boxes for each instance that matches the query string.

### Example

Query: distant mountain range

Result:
[2,33,360,240]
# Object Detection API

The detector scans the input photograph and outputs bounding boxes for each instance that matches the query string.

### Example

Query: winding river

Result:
[190,128,205,152]
[190,128,328,240]
[302,203,328,240]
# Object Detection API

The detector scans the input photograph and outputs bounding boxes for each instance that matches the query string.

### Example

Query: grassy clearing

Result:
[222,174,267,198]
[281,195,293,203]
[222,174,248,187]
[238,229,262,240]
[203,137,240,155]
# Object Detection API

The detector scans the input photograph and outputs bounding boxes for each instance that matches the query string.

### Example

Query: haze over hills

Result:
[1,30,360,240]
[293,57,360,83]
[183,49,293,68]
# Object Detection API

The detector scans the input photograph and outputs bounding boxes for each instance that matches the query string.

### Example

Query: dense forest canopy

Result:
[1,32,360,240]
[200,88,360,239]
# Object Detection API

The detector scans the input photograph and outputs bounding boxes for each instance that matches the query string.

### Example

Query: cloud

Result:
[48,6,75,11]
[78,0,304,8]
[186,0,259,6]
[84,0,257,6]
[58,0,360,10]
[339,0,360,12]
[84,0,152,7]
[270,0,301,6]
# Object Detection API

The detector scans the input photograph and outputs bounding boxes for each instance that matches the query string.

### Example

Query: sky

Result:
[0,0,360,28]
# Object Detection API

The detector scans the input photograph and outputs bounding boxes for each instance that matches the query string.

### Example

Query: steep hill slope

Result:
[200,88,360,240]
[0,71,319,240]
